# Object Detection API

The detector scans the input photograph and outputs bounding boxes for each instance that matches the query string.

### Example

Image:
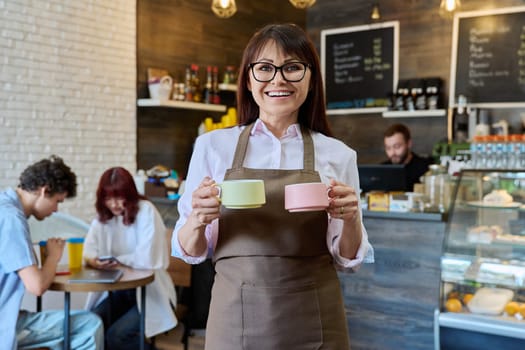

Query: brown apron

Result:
[205,123,350,350]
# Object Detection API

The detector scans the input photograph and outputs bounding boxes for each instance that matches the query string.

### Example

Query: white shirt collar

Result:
[251,118,303,141]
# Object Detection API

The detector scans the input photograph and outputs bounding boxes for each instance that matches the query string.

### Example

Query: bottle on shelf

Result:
[507,134,522,169]
[484,135,497,169]
[190,64,202,103]
[519,135,525,169]
[452,95,469,144]
[212,66,221,105]
[414,87,426,110]
[425,86,439,110]
[223,65,237,85]
[493,135,507,169]
[203,65,213,104]
[184,65,193,102]
[403,88,415,111]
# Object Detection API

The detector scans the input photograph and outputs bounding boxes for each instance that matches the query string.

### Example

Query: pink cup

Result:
[285,182,330,212]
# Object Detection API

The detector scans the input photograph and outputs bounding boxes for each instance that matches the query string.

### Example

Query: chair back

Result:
[166,228,191,287]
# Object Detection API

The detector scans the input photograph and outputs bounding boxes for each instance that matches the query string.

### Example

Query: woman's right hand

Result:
[190,176,221,228]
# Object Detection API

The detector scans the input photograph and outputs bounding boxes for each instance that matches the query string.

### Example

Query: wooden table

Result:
[49,267,154,350]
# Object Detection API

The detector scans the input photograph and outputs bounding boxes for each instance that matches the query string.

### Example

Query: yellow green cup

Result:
[216,179,265,209]
[67,237,84,270]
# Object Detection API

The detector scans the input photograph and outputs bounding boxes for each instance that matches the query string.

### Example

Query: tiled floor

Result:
[154,325,205,350]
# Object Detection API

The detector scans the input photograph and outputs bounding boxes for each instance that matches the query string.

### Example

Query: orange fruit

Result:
[519,304,525,318]
[462,293,474,305]
[445,298,462,312]
[504,301,520,316]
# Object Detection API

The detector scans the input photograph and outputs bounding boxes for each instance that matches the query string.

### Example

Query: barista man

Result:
[382,123,434,191]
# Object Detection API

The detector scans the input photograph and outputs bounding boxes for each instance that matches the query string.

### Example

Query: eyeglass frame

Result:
[248,61,312,83]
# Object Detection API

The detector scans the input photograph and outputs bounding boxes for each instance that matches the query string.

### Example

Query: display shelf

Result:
[436,169,525,348]
[137,99,227,112]
[438,312,525,340]
[382,109,446,118]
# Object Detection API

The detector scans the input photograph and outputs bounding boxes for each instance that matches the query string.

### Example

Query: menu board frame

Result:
[449,6,525,108]
[321,21,399,115]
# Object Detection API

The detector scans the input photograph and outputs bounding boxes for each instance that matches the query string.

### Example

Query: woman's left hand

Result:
[85,257,120,270]
[327,178,360,222]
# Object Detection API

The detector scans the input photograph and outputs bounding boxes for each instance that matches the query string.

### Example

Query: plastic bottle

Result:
[519,135,525,169]
[493,135,507,169]
[484,135,497,169]
[507,134,521,169]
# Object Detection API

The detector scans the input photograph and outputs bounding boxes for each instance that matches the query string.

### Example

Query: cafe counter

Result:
[340,210,447,350]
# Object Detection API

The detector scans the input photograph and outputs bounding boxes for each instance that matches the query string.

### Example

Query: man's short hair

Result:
[18,155,77,198]
[384,123,411,142]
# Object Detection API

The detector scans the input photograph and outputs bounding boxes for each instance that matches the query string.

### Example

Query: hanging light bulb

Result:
[289,0,316,9]
[211,0,237,19]
[439,0,461,19]
[370,4,381,21]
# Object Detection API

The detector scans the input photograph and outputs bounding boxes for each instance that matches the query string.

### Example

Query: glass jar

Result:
[422,164,452,213]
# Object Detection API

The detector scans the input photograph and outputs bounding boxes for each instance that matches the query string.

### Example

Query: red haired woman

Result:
[83,167,177,350]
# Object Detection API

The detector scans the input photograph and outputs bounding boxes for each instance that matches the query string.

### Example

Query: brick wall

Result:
[0,0,136,221]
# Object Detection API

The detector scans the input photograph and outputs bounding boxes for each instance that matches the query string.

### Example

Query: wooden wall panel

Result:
[138,0,525,173]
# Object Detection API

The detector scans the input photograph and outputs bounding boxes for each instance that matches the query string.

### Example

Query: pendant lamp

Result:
[211,0,237,19]
[439,0,461,18]
[289,0,316,9]
[370,4,381,20]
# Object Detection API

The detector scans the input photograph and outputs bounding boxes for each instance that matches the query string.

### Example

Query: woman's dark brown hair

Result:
[236,23,333,137]
[95,167,146,225]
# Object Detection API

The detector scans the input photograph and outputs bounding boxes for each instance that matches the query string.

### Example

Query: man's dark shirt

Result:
[382,153,434,191]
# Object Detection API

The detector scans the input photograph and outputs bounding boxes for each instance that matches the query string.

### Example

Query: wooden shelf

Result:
[382,109,446,118]
[218,83,237,92]
[137,99,227,112]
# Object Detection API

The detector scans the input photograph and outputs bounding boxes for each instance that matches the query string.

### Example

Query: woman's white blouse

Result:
[172,119,374,271]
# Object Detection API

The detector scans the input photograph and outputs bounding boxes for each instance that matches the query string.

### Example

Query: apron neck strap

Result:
[231,121,315,171]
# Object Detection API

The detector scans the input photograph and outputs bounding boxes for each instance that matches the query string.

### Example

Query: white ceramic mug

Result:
[148,75,173,100]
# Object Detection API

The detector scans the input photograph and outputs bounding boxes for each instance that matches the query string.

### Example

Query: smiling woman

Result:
[172,23,374,350]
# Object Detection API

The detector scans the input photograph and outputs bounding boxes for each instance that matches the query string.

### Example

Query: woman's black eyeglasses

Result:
[248,61,311,82]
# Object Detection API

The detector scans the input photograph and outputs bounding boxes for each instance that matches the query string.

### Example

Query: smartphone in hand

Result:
[98,255,118,263]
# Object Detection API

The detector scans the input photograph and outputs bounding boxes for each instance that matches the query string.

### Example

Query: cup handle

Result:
[160,75,173,87]
[326,185,333,199]
[214,184,222,202]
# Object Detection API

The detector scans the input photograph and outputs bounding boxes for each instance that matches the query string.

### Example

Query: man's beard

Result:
[393,152,409,164]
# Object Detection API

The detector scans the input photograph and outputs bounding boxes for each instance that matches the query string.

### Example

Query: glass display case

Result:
[435,169,525,350]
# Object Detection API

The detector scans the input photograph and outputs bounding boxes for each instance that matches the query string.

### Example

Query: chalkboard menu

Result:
[321,21,399,115]
[450,6,525,108]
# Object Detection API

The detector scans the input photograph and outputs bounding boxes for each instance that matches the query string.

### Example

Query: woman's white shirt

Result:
[173,119,374,271]
[83,200,177,337]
